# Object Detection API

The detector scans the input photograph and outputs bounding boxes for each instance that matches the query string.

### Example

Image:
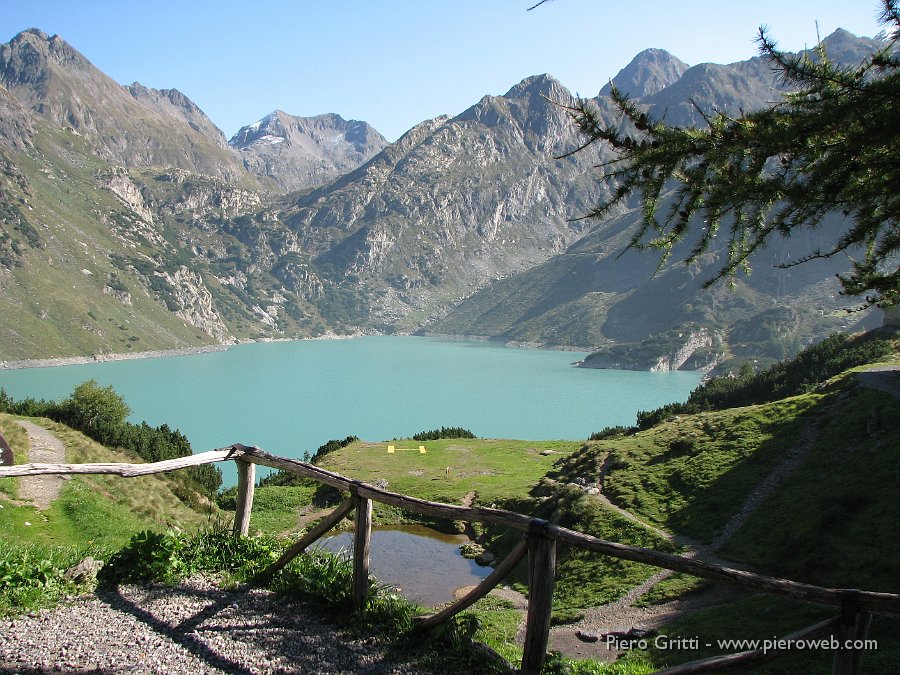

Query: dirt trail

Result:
[545,404,833,661]
[15,419,65,510]
[855,364,900,399]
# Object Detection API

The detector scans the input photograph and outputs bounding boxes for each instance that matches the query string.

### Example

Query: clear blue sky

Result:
[0,1,886,142]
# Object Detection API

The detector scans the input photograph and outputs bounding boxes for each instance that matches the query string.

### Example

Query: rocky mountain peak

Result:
[1,29,91,90]
[228,110,289,148]
[599,48,689,98]
[126,82,227,145]
[228,110,388,193]
[128,83,200,114]
[503,73,566,99]
[818,27,884,65]
[0,28,246,180]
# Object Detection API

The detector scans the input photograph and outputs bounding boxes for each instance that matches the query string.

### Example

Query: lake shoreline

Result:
[0,331,591,371]
[0,333,366,371]
[413,331,591,352]
[0,345,232,371]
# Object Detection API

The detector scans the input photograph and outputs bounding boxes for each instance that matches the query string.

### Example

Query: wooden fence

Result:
[3,442,900,675]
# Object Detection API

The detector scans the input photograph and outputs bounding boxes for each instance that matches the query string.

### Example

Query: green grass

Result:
[0,416,29,498]
[0,541,109,616]
[553,394,819,543]
[721,383,900,592]
[317,437,581,507]
[2,341,898,671]
[483,485,678,617]
[244,483,320,535]
[0,482,149,549]
[0,415,213,546]
[633,572,711,607]
[464,596,524,665]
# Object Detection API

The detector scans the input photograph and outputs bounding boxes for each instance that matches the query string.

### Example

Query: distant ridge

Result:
[229,110,388,193]
[599,48,689,98]
[0,28,247,182]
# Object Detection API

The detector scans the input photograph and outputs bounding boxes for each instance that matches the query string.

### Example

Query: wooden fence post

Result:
[352,487,373,611]
[833,591,872,675]
[233,459,256,537]
[521,519,557,675]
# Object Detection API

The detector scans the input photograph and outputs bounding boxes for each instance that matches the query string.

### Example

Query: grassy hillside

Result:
[549,337,900,673]
[0,413,213,548]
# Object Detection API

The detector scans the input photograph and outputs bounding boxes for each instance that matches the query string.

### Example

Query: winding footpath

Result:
[545,398,837,661]
[546,365,900,661]
[13,420,65,510]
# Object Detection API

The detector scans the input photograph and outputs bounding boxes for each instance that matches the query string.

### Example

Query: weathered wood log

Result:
[237,446,536,530]
[233,459,256,537]
[262,498,356,579]
[652,616,839,674]
[0,447,242,478]
[833,591,872,675]
[521,522,557,675]
[235,448,900,615]
[355,483,535,530]
[353,493,373,611]
[848,611,873,675]
[5,443,900,621]
[550,526,900,614]
[416,538,529,630]
[231,444,362,491]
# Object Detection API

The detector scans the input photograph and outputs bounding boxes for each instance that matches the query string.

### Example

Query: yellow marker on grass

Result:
[419,446,427,454]
[387,445,395,454]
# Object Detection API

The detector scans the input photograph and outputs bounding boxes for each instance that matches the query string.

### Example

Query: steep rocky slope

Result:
[229,111,388,193]
[0,29,249,183]
[429,30,884,369]
[598,48,689,98]
[265,74,615,329]
[0,26,885,365]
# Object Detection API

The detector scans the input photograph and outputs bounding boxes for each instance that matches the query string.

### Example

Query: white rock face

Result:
[157,266,234,343]
[650,329,715,372]
[103,167,155,223]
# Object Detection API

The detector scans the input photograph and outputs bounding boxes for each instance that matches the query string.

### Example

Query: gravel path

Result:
[14,420,65,510]
[0,578,432,674]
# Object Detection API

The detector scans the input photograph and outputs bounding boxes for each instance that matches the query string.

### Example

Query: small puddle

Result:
[317,524,492,607]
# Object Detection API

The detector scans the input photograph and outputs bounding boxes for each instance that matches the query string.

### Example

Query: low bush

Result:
[411,426,476,441]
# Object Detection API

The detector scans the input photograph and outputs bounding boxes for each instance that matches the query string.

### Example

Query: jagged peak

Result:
[599,48,689,99]
[126,82,205,117]
[4,28,84,61]
[823,27,862,43]
[16,28,51,41]
[229,110,388,150]
[503,73,567,99]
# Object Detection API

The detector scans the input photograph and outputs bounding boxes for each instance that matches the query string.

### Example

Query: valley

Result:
[0,27,887,370]
[1,14,899,673]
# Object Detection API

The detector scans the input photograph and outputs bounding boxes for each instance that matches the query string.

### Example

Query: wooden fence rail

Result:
[3,442,899,675]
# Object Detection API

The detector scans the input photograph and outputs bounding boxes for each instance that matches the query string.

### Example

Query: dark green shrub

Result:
[411,427,476,441]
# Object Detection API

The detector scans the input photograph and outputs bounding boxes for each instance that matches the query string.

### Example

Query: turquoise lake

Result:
[0,336,702,486]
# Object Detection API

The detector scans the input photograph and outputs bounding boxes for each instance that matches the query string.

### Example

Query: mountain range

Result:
[0,27,885,370]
